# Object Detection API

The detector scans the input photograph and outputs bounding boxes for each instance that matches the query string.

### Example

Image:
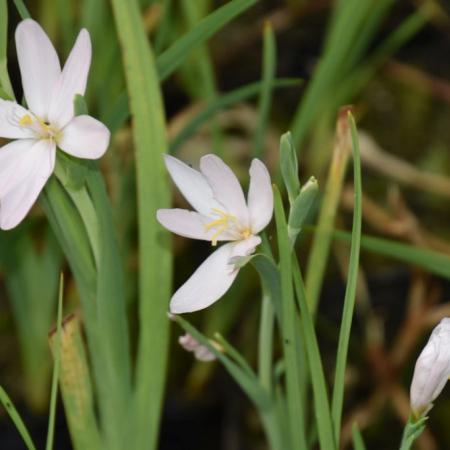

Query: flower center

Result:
[204,208,251,245]
[18,114,59,140]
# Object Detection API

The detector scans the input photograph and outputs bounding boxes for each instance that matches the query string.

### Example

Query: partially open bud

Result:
[410,318,450,418]
[178,333,216,362]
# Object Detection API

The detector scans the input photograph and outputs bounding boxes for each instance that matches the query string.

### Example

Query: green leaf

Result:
[170,78,301,154]
[332,231,450,281]
[352,423,367,450]
[13,0,31,19]
[156,0,258,81]
[109,1,172,449]
[292,257,336,450]
[279,131,300,204]
[252,21,276,158]
[331,113,362,446]
[45,274,64,450]
[0,0,14,100]
[273,186,308,450]
[0,386,36,450]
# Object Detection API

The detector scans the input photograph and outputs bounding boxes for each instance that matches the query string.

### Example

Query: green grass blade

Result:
[170,78,301,154]
[273,186,308,450]
[214,332,255,378]
[13,0,30,19]
[173,315,282,449]
[252,21,276,158]
[292,256,336,450]
[109,1,171,449]
[0,0,14,100]
[258,290,275,393]
[45,274,64,450]
[331,113,362,446]
[0,386,36,450]
[332,230,450,280]
[86,170,132,449]
[352,423,367,450]
[156,0,257,81]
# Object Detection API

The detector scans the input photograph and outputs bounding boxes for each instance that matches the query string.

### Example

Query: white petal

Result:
[58,115,110,159]
[247,159,273,233]
[48,29,92,128]
[410,318,450,416]
[0,100,36,139]
[170,242,238,314]
[169,236,260,314]
[200,154,249,226]
[157,208,235,241]
[0,139,36,196]
[164,154,222,216]
[0,139,55,230]
[15,19,61,119]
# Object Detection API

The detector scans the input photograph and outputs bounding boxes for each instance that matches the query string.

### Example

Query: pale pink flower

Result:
[0,19,110,229]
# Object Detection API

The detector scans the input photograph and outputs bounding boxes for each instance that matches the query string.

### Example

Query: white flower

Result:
[410,318,450,417]
[157,154,273,313]
[178,333,216,362]
[0,19,110,230]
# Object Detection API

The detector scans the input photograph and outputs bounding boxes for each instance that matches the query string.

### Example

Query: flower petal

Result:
[0,100,36,139]
[0,139,55,230]
[58,115,110,159]
[169,236,260,314]
[0,139,36,196]
[157,208,236,241]
[247,159,273,233]
[15,19,61,119]
[164,154,222,216]
[410,318,450,416]
[170,243,238,313]
[200,154,249,225]
[48,29,92,128]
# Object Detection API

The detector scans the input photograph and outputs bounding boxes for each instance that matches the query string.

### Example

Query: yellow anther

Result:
[19,114,33,126]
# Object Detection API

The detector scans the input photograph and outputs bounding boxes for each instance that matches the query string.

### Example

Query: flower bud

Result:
[410,318,450,417]
[178,333,216,362]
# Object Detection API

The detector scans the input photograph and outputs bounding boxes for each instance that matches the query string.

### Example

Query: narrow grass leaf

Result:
[170,78,300,153]
[332,231,450,281]
[45,274,64,450]
[157,0,257,81]
[292,257,336,450]
[0,0,14,99]
[352,423,367,450]
[252,21,276,158]
[331,113,362,446]
[0,386,36,450]
[13,0,30,19]
[109,1,171,448]
[273,186,308,450]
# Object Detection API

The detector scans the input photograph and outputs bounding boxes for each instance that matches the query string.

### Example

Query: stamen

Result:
[204,209,238,245]
[19,114,33,126]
